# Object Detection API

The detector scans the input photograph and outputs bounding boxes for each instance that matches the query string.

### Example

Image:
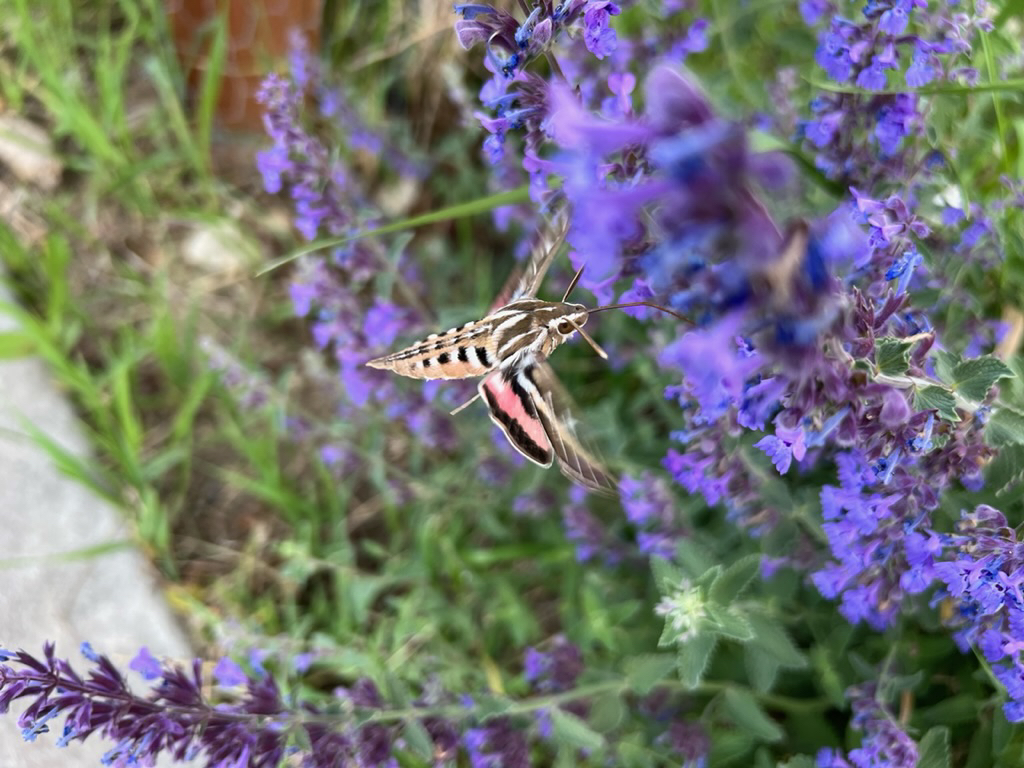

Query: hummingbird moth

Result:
[366,208,687,494]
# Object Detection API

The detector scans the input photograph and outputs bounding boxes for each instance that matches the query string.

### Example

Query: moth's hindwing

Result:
[525,362,616,495]
[481,359,616,494]
[365,320,501,380]
[479,364,554,467]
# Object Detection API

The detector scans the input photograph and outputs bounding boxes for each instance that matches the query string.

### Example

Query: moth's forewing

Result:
[479,363,554,467]
[490,205,570,309]
[526,362,617,496]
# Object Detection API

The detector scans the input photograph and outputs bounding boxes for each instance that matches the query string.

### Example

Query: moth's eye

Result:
[557,320,575,335]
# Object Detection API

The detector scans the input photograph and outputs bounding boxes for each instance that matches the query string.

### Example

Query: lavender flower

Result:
[257,37,467,477]
[821,683,918,768]
[933,505,1024,722]
[0,643,471,767]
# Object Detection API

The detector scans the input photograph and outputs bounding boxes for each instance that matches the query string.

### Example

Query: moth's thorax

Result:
[489,299,589,363]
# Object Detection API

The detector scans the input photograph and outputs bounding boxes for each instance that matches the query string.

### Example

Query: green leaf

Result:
[588,693,626,733]
[677,633,717,689]
[778,757,816,768]
[811,646,846,708]
[549,707,606,752]
[616,740,654,768]
[917,726,951,768]
[0,330,35,358]
[675,539,715,578]
[402,719,435,761]
[709,731,756,764]
[746,614,806,669]
[914,385,960,422]
[952,356,1014,401]
[986,444,1024,496]
[710,554,760,604]
[706,605,754,641]
[876,337,914,376]
[986,407,1024,447]
[651,556,689,592]
[625,654,677,695]
[745,645,780,693]
[965,716,993,768]
[722,688,784,743]
[934,349,962,385]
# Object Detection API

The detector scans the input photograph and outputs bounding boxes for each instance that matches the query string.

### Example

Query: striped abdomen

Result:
[365,299,582,381]
[365,319,502,379]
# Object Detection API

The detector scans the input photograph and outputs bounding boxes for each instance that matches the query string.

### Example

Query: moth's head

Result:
[551,303,589,339]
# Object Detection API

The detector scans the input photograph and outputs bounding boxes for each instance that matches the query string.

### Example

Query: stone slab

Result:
[0,275,193,767]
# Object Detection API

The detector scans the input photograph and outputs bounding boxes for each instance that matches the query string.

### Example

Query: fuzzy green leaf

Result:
[710,554,760,604]
[952,357,1014,401]
[402,719,435,761]
[651,556,689,592]
[745,645,780,693]
[986,444,1024,496]
[934,349,962,384]
[616,740,654,768]
[550,708,606,752]
[986,407,1024,447]
[746,613,807,669]
[625,654,678,695]
[876,337,914,376]
[917,726,951,768]
[675,539,715,578]
[914,385,960,422]
[722,688,784,743]
[778,757,816,768]
[588,693,626,733]
[677,633,717,689]
[706,605,754,641]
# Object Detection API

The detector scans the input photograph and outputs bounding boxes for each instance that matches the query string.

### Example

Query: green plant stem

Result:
[289,678,831,727]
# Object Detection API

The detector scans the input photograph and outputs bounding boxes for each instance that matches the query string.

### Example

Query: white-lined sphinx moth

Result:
[367,209,685,494]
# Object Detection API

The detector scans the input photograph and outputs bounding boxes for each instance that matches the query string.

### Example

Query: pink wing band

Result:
[479,371,553,467]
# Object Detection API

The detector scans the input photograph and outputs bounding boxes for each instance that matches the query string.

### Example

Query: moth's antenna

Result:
[588,302,691,323]
[568,318,608,359]
[561,263,586,302]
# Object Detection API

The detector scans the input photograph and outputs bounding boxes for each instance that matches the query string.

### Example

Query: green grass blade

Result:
[257,185,531,275]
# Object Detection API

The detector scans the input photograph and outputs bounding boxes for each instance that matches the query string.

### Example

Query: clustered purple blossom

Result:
[797,0,990,184]
[1,642,334,767]
[255,39,461,474]
[0,642,580,767]
[816,683,917,768]
[619,472,687,559]
[933,505,1024,722]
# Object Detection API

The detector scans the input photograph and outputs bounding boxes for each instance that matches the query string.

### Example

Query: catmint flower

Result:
[844,683,918,767]
[523,637,583,693]
[933,505,1024,722]
[666,721,711,768]
[0,643,477,766]
[755,420,808,474]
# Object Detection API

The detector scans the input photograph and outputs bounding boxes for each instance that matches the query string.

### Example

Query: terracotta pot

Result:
[166,0,322,132]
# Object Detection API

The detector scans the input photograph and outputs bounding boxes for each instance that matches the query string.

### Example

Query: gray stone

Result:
[0,274,193,767]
